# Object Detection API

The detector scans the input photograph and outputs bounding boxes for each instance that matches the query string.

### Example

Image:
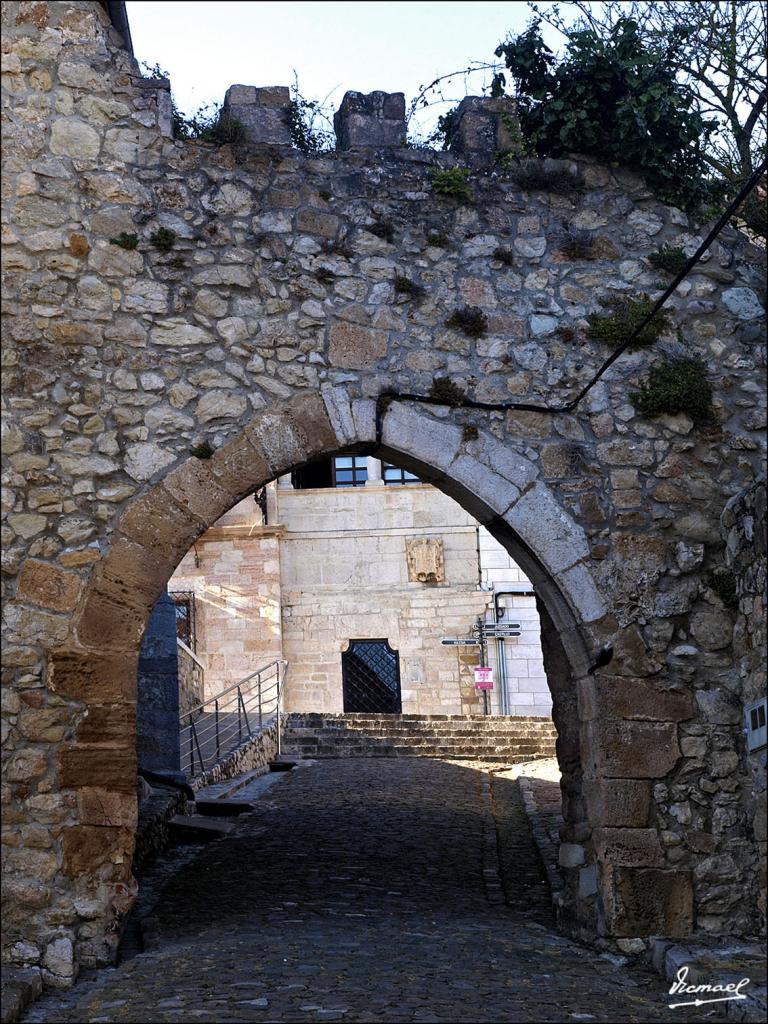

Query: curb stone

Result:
[0,968,42,1024]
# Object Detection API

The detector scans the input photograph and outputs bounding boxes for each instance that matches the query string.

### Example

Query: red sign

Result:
[474,667,494,690]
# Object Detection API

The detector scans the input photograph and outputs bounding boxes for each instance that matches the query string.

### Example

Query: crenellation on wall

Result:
[1,0,766,983]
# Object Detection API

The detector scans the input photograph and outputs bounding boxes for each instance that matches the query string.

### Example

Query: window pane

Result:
[353,457,368,468]
[335,470,353,481]
[335,457,353,468]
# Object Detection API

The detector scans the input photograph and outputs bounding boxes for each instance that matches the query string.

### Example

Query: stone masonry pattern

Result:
[1,0,766,986]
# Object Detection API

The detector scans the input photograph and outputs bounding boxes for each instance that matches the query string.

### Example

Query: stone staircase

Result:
[281,713,557,762]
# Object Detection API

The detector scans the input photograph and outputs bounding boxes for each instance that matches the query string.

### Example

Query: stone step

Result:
[193,798,255,817]
[169,814,236,840]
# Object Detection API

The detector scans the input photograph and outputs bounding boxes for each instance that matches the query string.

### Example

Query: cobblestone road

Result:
[27,759,696,1023]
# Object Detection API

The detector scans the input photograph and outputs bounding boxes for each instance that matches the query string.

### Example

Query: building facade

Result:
[170,456,550,718]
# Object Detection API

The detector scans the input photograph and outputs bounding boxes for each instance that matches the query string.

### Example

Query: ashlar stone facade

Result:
[1,0,766,988]
[169,469,549,717]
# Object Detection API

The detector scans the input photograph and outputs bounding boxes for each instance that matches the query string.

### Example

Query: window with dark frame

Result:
[332,456,368,487]
[382,462,420,485]
[171,592,195,650]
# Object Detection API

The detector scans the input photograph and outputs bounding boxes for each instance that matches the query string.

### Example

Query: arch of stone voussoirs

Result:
[71,386,605,668]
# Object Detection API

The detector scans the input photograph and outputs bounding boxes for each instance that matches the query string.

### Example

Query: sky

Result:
[125,1,563,137]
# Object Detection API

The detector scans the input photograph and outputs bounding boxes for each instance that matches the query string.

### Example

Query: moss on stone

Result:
[431,168,471,202]
[630,357,713,422]
[586,294,670,351]
[430,377,467,407]
[708,569,739,610]
[110,232,138,250]
[648,245,688,275]
[393,274,425,299]
[445,305,488,338]
[150,228,177,252]
[190,441,215,459]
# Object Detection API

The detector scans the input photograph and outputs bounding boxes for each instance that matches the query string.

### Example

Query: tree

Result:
[492,17,718,211]
[526,1,766,232]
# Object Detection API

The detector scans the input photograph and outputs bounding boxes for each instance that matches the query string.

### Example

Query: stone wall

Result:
[1,0,766,983]
[170,471,549,716]
[177,643,203,719]
[171,498,283,698]
[722,477,767,934]
[277,480,491,715]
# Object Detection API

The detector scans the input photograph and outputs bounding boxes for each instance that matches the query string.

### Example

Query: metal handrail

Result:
[179,659,286,777]
[180,660,283,721]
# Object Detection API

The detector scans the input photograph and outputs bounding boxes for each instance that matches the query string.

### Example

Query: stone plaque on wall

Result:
[406,538,445,583]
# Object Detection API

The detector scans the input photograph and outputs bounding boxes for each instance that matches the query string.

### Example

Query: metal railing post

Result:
[215,698,220,759]
[258,674,263,727]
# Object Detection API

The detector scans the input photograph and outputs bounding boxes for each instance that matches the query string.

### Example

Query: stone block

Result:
[223,84,291,146]
[583,779,651,827]
[61,825,132,877]
[328,320,388,369]
[162,458,234,526]
[594,827,664,867]
[583,719,681,778]
[116,485,206,565]
[558,563,607,624]
[504,482,589,574]
[75,585,149,653]
[96,534,171,608]
[16,559,82,612]
[77,787,137,828]
[450,96,522,157]
[603,866,694,937]
[578,676,694,723]
[208,430,272,500]
[443,454,520,520]
[48,651,137,703]
[334,91,406,150]
[381,404,464,475]
[248,393,339,475]
[58,744,137,793]
[75,703,136,746]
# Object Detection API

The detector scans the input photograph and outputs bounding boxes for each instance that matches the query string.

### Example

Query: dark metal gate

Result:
[342,639,402,713]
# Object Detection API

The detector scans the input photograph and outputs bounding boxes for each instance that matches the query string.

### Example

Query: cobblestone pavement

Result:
[27,759,698,1023]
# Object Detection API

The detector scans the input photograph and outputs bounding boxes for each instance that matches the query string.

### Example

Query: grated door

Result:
[342,639,402,713]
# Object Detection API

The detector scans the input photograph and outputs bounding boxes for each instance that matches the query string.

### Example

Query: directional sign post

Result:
[440,637,482,646]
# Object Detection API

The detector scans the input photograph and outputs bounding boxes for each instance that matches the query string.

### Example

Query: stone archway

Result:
[29,388,690,972]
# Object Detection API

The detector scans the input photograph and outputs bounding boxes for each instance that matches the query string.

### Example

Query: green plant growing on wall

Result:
[492,247,516,266]
[110,233,138,250]
[199,109,246,145]
[586,294,670,350]
[190,440,215,459]
[393,274,425,299]
[557,325,576,343]
[462,423,479,441]
[430,377,467,407]
[425,229,450,248]
[367,221,395,243]
[150,228,177,252]
[630,356,713,422]
[490,18,721,211]
[559,226,595,259]
[445,305,488,338]
[167,256,186,269]
[431,168,471,201]
[707,568,739,610]
[499,110,534,157]
[287,76,336,153]
[502,158,583,193]
[648,245,688,275]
